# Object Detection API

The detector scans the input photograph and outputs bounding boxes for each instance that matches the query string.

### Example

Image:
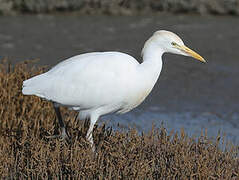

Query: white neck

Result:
[138,40,164,87]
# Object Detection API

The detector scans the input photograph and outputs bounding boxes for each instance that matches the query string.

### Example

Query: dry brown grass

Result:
[0,59,238,179]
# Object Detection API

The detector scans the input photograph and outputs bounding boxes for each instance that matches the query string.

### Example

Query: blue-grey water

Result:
[0,14,238,145]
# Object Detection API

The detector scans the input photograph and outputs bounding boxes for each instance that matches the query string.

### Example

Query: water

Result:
[1,14,238,145]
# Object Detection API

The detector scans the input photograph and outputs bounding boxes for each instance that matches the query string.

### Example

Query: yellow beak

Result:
[179,45,206,63]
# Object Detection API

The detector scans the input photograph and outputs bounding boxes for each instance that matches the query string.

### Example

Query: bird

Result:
[22,30,205,150]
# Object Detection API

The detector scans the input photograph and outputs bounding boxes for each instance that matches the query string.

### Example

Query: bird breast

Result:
[118,85,152,114]
[132,87,152,107]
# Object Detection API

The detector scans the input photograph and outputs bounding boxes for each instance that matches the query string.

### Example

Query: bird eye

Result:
[171,42,177,46]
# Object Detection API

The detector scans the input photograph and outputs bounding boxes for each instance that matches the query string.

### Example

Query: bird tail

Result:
[22,74,47,97]
[22,79,35,95]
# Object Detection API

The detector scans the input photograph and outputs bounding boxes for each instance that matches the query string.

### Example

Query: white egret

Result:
[22,30,205,149]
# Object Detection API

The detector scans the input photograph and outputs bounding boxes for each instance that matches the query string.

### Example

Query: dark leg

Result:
[53,103,65,130]
[47,102,70,142]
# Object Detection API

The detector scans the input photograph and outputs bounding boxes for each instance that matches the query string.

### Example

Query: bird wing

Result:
[23,52,140,110]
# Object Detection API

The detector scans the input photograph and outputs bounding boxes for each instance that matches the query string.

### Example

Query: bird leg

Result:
[86,124,95,152]
[86,116,97,152]
[46,102,71,142]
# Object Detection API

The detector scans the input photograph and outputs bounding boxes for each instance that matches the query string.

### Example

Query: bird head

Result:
[148,30,206,63]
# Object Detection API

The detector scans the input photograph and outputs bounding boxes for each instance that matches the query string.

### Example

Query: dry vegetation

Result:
[0,60,238,179]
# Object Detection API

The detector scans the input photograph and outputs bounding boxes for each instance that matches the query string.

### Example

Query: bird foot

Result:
[46,128,71,143]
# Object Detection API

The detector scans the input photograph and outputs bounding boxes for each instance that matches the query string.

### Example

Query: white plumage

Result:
[22,30,205,150]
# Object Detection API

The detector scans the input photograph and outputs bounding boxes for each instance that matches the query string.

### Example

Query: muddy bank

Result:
[0,0,239,15]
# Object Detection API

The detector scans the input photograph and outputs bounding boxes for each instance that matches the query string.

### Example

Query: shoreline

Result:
[0,0,239,16]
